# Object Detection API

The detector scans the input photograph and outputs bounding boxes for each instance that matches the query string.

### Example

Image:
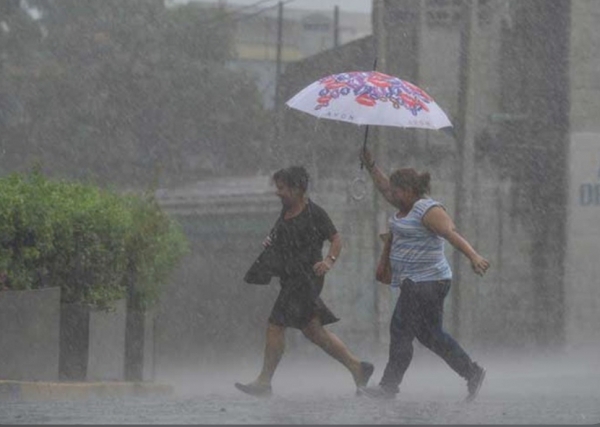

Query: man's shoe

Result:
[465,363,486,402]
[358,361,374,387]
[359,384,397,400]
[234,382,272,397]
[355,361,375,396]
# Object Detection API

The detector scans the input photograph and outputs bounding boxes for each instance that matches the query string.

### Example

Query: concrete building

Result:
[277,0,598,357]
[154,0,600,371]
[165,1,371,107]
[216,1,371,108]
[368,0,569,354]
[564,0,600,354]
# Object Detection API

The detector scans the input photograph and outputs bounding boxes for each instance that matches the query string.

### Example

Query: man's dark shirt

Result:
[271,199,337,276]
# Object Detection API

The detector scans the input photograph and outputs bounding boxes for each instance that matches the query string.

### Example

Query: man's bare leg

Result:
[255,323,286,385]
[235,323,285,396]
[301,317,371,387]
[238,323,285,386]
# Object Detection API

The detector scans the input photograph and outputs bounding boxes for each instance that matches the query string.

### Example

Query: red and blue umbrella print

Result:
[286,71,452,130]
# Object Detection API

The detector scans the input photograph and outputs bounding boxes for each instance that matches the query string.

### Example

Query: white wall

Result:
[564,132,600,352]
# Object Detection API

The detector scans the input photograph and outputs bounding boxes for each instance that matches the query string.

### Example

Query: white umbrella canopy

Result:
[285,70,452,130]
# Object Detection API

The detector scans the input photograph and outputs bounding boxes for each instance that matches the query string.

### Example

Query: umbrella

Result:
[286,70,452,130]
[285,70,452,169]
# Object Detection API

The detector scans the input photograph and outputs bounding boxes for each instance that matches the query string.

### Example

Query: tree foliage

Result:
[1,1,274,189]
[0,169,188,310]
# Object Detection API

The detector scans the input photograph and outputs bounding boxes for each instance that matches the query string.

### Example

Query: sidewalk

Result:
[0,380,173,401]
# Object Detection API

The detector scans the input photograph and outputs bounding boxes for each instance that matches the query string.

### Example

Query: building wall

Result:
[565,133,600,353]
[273,0,548,353]
[152,0,599,372]
[0,288,61,381]
[152,171,535,373]
[568,1,600,134]
[153,177,383,369]
[374,0,571,353]
[564,1,600,353]
[230,4,372,110]
[153,178,281,369]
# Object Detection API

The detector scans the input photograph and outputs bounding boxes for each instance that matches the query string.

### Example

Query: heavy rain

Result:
[0,0,599,424]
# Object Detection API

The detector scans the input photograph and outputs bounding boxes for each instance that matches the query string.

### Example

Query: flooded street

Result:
[2,351,598,424]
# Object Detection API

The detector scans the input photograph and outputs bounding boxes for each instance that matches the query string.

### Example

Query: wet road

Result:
[1,351,598,424]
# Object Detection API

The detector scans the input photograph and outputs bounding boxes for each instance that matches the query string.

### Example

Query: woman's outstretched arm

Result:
[423,206,490,276]
[360,148,396,206]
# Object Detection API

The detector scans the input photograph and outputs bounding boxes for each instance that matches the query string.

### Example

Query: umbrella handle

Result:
[360,56,376,170]
[360,125,370,169]
[350,176,367,200]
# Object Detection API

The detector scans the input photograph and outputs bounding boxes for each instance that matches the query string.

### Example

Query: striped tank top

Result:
[388,198,452,286]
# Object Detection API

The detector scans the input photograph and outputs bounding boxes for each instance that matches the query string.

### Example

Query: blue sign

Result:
[580,167,600,205]
[580,183,600,206]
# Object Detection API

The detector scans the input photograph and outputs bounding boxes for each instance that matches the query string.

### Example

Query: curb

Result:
[0,380,173,401]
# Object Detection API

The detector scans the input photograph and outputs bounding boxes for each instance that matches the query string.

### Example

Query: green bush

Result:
[0,171,188,310]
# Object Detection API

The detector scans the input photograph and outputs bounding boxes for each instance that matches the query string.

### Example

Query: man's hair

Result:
[272,166,309,192]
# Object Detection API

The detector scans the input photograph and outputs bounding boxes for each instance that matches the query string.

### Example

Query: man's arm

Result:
[314,232,341,276]
[325,232,342,264]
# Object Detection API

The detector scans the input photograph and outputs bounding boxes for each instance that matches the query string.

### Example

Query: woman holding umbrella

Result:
[359,148,489,401]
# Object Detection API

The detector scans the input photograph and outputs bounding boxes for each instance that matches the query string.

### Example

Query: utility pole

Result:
[0,0,19,131]
[333,5,339,48]
[274,1,283,108]
[273,1,284,160]
[372,0,388,346]
[452,0,478,340]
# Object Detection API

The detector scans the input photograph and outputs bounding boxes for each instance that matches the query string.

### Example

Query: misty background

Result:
[1,0,599,418]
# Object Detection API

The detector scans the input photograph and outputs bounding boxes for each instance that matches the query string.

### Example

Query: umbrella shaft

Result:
[360,125,370,169]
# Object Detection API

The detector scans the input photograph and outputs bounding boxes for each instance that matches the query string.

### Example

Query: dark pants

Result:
[380,279,476,393]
